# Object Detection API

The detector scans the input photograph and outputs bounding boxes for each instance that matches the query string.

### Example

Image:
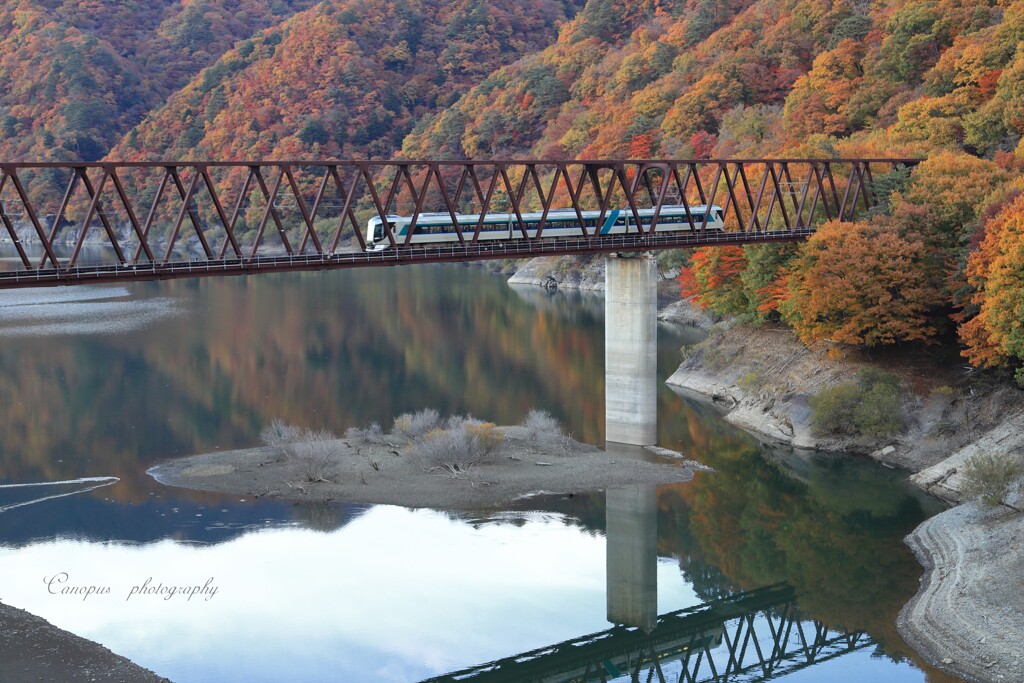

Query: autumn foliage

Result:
[679,246,746,316]
[0,0,321,162]
[3,0,1024,375]
[110,0,583,162]
[780,221,937,347]
[960,193,1024,371]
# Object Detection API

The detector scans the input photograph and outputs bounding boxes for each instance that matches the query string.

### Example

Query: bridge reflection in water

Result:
[426,449,870,683]
[422,581,869,683]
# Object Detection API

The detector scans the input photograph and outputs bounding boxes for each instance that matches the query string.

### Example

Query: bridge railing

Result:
[0,159,919,271]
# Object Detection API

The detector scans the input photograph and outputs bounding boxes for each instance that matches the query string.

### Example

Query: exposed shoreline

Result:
[897,500,1024,683]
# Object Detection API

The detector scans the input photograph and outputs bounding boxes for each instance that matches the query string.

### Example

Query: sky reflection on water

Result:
[1,505,699,682]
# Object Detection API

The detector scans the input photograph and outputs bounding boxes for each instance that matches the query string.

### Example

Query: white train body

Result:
[365,205,724,250]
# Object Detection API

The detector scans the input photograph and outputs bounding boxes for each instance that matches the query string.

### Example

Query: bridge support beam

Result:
[605,254,658,446]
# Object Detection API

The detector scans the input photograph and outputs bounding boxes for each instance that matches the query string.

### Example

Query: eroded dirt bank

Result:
[665,321,1024,483]
[898,499,1024,683]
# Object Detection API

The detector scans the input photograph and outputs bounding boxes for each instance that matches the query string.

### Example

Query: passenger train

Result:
[364,205,725,250]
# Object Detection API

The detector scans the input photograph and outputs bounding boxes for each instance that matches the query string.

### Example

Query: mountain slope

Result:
[109,0,585,161]
[0,0,319,161]
[399,0,1024,376]
[402,0,1023,161]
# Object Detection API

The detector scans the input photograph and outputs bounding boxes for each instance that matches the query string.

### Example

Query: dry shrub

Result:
[344,421,383,444]
[413,416,505,473]
[288,429,338,482]
[521,409,566,450]
[260,418,303,448]
[393,409,441,440]
[261,420,338,482]
[961,451,1023,508]
[466,421,505,456]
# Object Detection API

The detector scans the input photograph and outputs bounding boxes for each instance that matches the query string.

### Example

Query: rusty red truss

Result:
[0,158,919,288]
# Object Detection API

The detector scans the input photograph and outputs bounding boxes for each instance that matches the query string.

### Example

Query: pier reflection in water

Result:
[604,444,661,632]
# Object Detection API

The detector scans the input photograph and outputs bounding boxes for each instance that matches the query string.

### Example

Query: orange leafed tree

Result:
[960,193,1024,368]
[781,220,939,347]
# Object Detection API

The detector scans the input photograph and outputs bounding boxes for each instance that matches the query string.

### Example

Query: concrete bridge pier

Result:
[604,254,658,446]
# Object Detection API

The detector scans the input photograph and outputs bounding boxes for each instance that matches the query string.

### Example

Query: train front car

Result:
[365,215,398,251]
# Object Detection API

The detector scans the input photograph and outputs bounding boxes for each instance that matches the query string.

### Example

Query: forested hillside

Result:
[0,0,320,161]
[109,0,586,161]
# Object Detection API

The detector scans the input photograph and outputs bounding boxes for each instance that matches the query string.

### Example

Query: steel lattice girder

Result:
[0,158,919,288]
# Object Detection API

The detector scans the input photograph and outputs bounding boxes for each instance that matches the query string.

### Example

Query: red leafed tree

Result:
[689,131,718,159]
[679,246,747,315]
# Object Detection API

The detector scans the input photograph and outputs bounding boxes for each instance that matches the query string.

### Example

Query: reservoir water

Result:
[0,263,954,682]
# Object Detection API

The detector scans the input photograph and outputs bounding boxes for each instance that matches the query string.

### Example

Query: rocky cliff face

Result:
[506,255,608,291]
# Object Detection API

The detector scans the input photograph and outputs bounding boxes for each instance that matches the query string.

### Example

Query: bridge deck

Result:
[0,228,814,289]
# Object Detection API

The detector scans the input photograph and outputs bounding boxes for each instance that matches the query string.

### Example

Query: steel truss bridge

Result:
[421,584,871,683]
[0,158,917,289]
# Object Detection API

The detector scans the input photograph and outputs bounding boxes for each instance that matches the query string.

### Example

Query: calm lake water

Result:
[0,262,956,682]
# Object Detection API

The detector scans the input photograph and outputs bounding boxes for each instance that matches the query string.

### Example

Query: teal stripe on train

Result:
[600,210,620,235]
